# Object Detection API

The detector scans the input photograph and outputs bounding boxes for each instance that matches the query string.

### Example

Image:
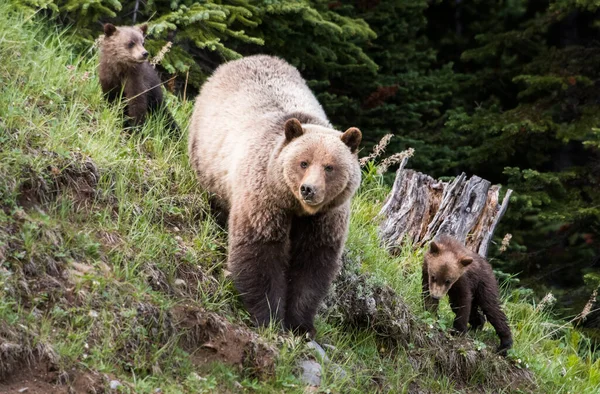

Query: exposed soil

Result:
[0,360,65,394]
[17,152,100,211]
[172,304,277,378]
[0,360,106,394]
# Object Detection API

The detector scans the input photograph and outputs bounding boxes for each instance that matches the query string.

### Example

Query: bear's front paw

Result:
[449,327,467,337]
[496,338,513,356]
[285,322,316,339]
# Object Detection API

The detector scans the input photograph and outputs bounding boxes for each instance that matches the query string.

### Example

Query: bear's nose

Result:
[300,184,315,200]
[142,51,149,59]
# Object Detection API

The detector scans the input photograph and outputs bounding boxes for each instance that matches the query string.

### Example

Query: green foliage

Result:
[422,0,600,310]
[1,7,600,391]
[8,0,600,311]
[10,0,380,92]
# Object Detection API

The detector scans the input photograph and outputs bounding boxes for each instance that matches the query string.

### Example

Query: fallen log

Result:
[378,157,512,257]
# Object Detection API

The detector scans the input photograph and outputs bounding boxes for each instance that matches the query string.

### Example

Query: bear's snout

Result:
[300,184,316,201]
[429,283,447,300]
[142,51,149,59]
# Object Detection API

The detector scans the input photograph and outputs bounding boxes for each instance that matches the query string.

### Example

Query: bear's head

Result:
[102,23,149,65]
[280,118,362,215]
[424,234,474,300]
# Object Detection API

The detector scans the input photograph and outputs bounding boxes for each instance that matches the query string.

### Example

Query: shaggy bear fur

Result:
[98,23,179,133]
[188,55,362,336]
[422,234,513,355]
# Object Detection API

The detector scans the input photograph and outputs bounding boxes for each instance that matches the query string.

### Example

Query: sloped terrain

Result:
[0,6,599,393]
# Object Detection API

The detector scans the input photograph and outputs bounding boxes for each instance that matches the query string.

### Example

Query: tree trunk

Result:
[378,158,512,257]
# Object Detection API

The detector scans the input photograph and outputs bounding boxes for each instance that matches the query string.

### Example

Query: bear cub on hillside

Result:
[188,55,362,337]
[423,234,513,355]
[98,23,179,133]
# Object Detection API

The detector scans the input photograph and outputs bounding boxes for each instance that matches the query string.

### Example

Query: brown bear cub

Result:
[423,234,513,355]
[98,23,179,133]
[188,55,362,337]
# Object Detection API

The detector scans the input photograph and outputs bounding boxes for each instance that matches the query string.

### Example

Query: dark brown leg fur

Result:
[227,207,290,328]
[229,240,289,327]
[125,78,148,126]
[284,209,346,337]
[104,88,121,104]
[448,286,472,334]
[469,301,486,331]
[476,283,513,355]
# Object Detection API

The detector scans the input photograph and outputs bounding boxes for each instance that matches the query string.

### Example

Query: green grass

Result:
[1,5,600,393]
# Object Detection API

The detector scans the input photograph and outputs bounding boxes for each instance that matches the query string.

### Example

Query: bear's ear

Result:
[139,24,148,36]
[284,118,304,142]
[429,241,440,254]
[341,127,362,153]
[104,23,117,37]
[460,257,473,267]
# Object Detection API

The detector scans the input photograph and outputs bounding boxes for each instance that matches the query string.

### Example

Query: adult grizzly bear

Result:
[98,23,179,133]
[188,55,362,336]
[422,234,513,355]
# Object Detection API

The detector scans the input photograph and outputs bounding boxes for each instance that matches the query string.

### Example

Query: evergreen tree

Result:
[426,0,600,310]
[332,0,458,171]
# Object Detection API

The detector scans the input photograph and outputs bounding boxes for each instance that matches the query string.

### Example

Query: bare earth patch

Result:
[173,305,277,378]
[17,152,100,211]
[0,357,107,394]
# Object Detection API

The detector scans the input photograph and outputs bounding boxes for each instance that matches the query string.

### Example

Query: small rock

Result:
[174,279,186,287]
[88,310,98,318]
[306,340,328,362]
[298,359,321,387]
[109,380,121,390]
[331,364,348,380]
[18,388,29,393]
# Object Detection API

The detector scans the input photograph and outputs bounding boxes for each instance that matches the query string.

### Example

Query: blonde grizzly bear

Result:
[423,234,513,355]
[188,55,362,336]
[98,23,179,132]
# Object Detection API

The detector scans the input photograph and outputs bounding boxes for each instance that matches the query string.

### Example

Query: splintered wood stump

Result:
[378,157,512,257]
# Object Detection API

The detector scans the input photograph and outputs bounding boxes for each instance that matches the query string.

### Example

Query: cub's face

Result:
[102,23,149,64]
[424,239,473,300]
[281,119,361,215]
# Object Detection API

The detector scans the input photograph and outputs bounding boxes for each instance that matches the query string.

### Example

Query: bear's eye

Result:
[324,165,334,173]
[300,161,308,169]
[128,41,135,49]
[431,275,436,282]
[445,279,451,285]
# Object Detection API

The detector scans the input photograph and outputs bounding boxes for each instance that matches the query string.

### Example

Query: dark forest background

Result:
[11,0,600,317]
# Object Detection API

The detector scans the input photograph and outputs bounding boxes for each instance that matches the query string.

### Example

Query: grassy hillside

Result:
[1,5,599,393]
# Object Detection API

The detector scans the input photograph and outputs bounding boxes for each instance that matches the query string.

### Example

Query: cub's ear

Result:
[104,23,117,37]
[341,127,361,153]
[460,257,473,267]
[429,241,440,254]
[138,23,148,35]
[284,118,304,142]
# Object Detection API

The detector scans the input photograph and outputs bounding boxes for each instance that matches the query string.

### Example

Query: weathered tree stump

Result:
[378,157,512,256]
[575,286,600,331]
